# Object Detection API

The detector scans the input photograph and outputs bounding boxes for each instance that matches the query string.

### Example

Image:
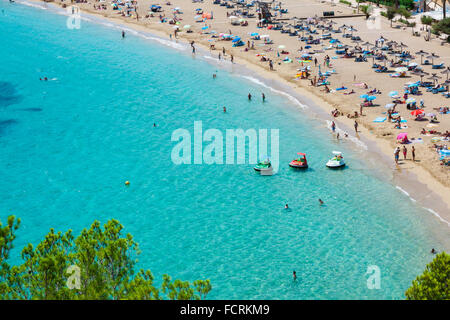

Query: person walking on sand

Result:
[394,147,400,164]
[412,146,416,162]
[354,120,358,133]
[402,146,407,160]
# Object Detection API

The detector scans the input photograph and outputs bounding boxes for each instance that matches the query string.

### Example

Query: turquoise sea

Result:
[0,1,448,299]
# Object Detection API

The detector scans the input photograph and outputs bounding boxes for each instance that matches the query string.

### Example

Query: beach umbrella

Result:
[389,91,399,97]
[232,36,241,42]
[406,98,416,104]
[366,96,376,101]
[385,103,395,109]
[428,73,441,83]
[362,41,372,50]
[395,67,408,73]
[201,26,209,30]
[410,109,424,116]
[440,149,450,157]
[427,53,439,65]
[397,132,408,140]
[441,68,450,80]
[360,94,369,99]
[415,50,428,65]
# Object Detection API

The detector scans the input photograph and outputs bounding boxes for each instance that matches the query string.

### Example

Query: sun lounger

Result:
[432,63,444,69]
[373,117,386,122]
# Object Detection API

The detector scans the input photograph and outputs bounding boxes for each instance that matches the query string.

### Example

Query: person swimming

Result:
[293,270,297,281]
[223,106,226,113]
[319,199,324,205]
[431,248,436,254]
[122,30,125,38]
[262,93,265,102]
[285,204,289,209]
[153,123,156,127]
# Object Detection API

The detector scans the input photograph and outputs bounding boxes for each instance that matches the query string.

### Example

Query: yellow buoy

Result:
[125,181,130,186]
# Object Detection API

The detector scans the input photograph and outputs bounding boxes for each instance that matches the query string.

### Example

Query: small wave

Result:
[425,208,450,228]
[395,186,417,202]
[240,75,308,109]
[17,0,48,10]
[326,120,368,150]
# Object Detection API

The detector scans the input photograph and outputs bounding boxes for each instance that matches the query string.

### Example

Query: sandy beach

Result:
[30,0,450,222]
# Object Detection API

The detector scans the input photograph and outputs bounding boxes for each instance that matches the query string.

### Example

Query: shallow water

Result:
[0,1,448,299]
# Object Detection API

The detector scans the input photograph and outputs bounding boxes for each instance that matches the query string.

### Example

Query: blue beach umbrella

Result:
[250,32,259,36]
[367,96,376,101]
[201,26,209,30]
[408,83,419,87]
[232,36,241,42]
[389,91,399,97]
[360,94,369,99]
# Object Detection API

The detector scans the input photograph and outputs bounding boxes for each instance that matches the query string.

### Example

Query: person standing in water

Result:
[248,93,252,101]
[331,121,336,132]
[285,204,289,209]
[122,30,125,39]
[231,54,234,63]
[262,93,265,102]
[223,106,226,113]
[319,199,324,205]
[354,120,358,133]
[394,147,400,164]
[293,271,297,281]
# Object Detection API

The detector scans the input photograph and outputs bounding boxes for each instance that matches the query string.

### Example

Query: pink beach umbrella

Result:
[396,133,408,141]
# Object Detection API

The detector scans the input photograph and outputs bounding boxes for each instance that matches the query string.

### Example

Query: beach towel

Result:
[373,117,386,122]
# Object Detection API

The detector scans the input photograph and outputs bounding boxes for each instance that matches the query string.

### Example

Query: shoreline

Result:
[21,0,450,229]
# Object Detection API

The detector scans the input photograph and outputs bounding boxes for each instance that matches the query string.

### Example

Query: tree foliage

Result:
[432,18,450,36]
[405,252,450,300]
[386,7,397,27]
[0,216,211,300]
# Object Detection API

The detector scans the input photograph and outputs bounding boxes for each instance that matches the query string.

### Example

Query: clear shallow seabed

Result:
[0,1,448,299]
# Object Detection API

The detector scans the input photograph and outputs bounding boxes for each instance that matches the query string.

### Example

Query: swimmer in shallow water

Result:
[213,73,216,79]
[285,204,289,209]
[223,107,226,113]
[293,270,297,281]
[319,199,324,205]
[431,248,436,254]
[248,93,252,101]
[153,123,156,127]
